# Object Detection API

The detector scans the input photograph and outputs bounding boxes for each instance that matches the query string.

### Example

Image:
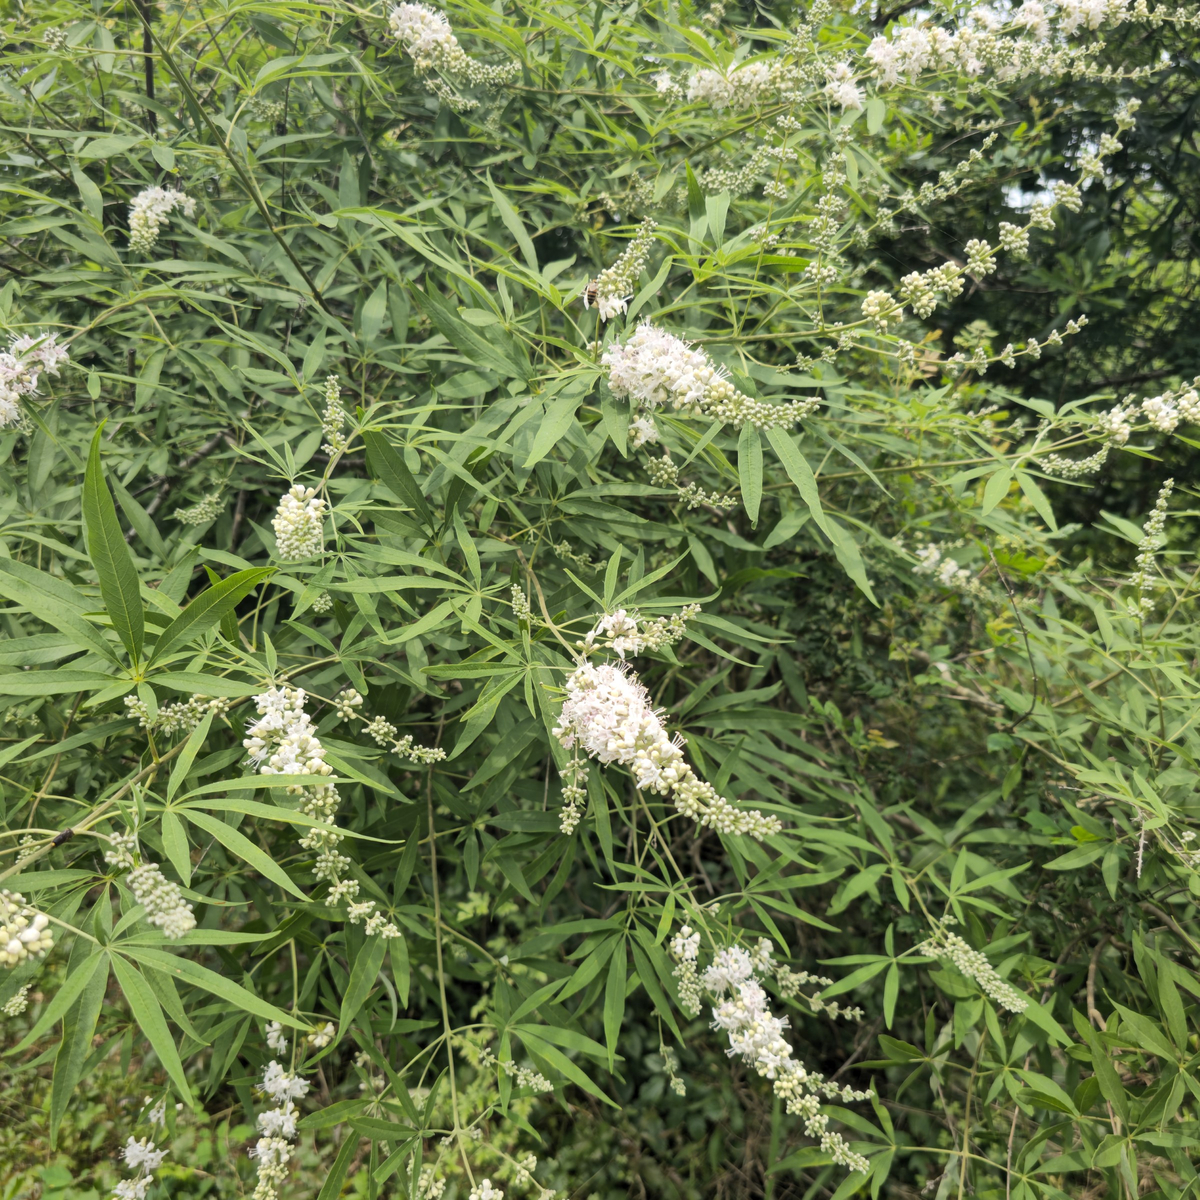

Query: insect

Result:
[51,827,75,847]
[583,280,599,310]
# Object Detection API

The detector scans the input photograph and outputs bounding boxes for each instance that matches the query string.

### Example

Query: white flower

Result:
[388,3,460,69]
[123,1137,168,1171]
[257,1100,299,1139]
[388,3,518,89]
[603,322,816,430]
[586,218,657,322]
[554,662,780,839]
[1014,0,1050,38]
[112,1178,151,1200]
[105,840,195,940]
[0,331,69,427]
[128,187,196,254]
[1060,0,1123,34]
[0,890,54,967]
[272,484,326,560]
[824,64,863,111]
[670,925,700,962]
[1141,394,1179,433]
[702,946,756,993]
[469,1182,504,1200]
[682,935,871,1172]
[261,1059,311,1103]
[307,1021,335,1048]
[266,1021,288,1054]
[603,322,717,411]
[686,67,735,110]
[628,416,659,448]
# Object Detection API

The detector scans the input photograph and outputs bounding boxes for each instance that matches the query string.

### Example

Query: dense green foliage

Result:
[2,2,1200,1199]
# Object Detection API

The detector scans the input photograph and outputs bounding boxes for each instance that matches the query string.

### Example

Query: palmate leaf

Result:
[49,954,108,1146]
[83,425,144,663]
[110,953,194,1105]
[118,945,308,1028]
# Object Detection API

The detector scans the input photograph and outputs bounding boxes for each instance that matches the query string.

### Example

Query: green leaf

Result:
[9,951,105,1056]
[110,953,194,1105]
[738,422,763,527]
[83,426,144,663]
[49,955,108,1146]
[486,172,538,270]
[182,809,307,899]
[0,558,121,665]
[765,427,832,538]
[318,1129,361,1200]
[119,946,307,1028]
[361,279,388,344]
[866,96,886,134]
[338,934,388,1040]
[362,429,435,530]
[150,568,274,664]
[603,942,626,1069]
[517,1028,616,1106]
[982,468,1013,515]
[160,811,193,887]
[524,394,583,468]
[168,711,214,803]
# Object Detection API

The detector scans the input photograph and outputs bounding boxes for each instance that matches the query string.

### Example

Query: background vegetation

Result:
[1,2,1199,1199]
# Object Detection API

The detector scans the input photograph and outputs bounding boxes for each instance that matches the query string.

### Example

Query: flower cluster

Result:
[273,484,326,560]
[585,218,657,321]
[553,662,780,839]
[898,263,965,320]
[479,1044,554,1094]
[0,330,70,428]
[0,889,54,968]
[308,1020,336,1048]
[1125,479,1173,619]
[645,452,739,511]
[912,543,972,590]
[388,3,519,101]
[112,1136,169,1200]
[861,290,902,333]
[685,62,773,111]
[602,322,817,431]
[917,921,1028,1013]
[1139,385,1200,434]
[128,187,196,254]
[863,2,1144,92]
[125,693,231,735]
[510,585,532,623]
[628,415,658,448]
[363,715,448,763]
[320,374,348,455]
[469,1182,503,1200]
[824,63,863,111]
[251,1061,309,1200]
[2,984,30,1015]
[670,934,871,1173]
[577,605,699,659]
[173,491,223,525]
[244,687,353,899]
[105,832,196,939]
